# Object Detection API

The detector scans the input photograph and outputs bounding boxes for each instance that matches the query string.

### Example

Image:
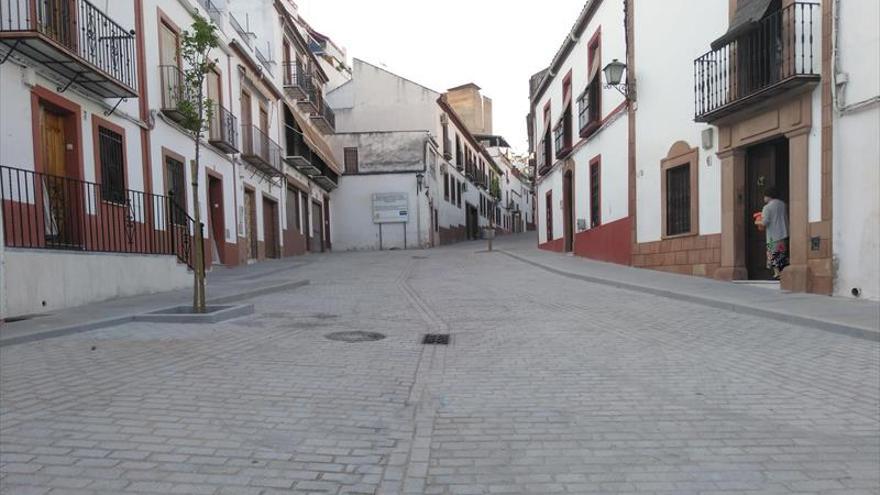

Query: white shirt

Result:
[762,198,789,243]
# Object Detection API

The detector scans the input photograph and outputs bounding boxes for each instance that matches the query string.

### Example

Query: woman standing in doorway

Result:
[760,187,789,279]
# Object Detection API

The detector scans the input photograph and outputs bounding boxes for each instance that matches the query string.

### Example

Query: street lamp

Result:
[603,58,634,100]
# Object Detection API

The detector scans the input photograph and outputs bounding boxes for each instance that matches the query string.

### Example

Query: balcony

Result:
[310,101,335,134]
[283,118,316,173]
[241,124,283,176]
[283,61,309,100]
[297,78,320,114]
[578,83,600,137]
[310,155,338,191]
[208,103,238,154]
[159,65,188,124]
[694,2,820,123]
[442,138,452,160]
[196,0,224,26]
[0,0,137,99]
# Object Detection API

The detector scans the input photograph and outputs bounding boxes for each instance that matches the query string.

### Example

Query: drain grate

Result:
[422,333,450,345]
[325,331,386,343]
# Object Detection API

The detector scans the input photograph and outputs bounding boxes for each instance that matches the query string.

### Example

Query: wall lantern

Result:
[603,58,635,100]
[416,172,425,192]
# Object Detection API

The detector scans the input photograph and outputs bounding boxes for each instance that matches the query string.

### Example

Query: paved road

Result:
[2,238,878,494]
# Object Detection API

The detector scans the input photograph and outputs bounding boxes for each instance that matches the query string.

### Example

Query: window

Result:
[442,121,450,159]
[165,154,186,225]
[666,165,691,236]
[581,30,602,136]
[343,147,358,174]
[455,135,462,167]
[589,159,601,228]
[457,181,462,208]
[98,127,125,204]
[444,173,450,201]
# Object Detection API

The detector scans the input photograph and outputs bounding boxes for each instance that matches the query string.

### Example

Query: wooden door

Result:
[41,107,77,247]
[259,106,270,160]
[562,171,573,252]
[322,197,331,251]
[262,197,279,259]
[301,192,311,251]
[311,200,323,252]
[240,91,252,153]
[208,176,224,264]
[207,70,222,139]
[244,189,257,260]
[745,139,789,280]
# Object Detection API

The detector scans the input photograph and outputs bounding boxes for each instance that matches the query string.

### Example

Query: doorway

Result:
[466,204,479,240]
[262,196,279,259]
[311,200,323,252]
[744,138,789,280]
[207,174,225,264]
[244,189,257,261]
[562,170,574,252]
[322,196,331,251]
[40,104,81,248]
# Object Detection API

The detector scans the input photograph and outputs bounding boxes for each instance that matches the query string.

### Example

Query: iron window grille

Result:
[666,164,691,235]
[98,127,125,204]
[589,162,601,228]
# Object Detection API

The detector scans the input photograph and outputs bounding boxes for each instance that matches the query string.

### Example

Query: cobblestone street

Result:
[1,237,879,494]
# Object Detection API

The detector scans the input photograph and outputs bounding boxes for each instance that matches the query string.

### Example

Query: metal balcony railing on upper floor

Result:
[240,124,283,176]
[694,2,820,122]
[310,100,335,134]
[0,0,137,98]
[208,103,238,154]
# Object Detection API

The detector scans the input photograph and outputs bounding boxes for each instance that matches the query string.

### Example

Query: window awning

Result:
[284,102,342,175]
[710,0,775,50]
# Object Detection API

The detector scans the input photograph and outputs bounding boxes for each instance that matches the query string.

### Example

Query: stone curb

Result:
[0,279,310,347]
[499,250,880,342]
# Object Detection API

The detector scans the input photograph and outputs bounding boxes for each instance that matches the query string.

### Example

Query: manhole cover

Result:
[325,331,386,343]
[422,334,450,345]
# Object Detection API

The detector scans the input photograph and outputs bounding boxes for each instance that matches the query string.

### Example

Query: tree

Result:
[176,13,219,312]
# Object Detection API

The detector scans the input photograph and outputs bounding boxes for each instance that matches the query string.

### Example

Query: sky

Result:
[296,0,587,153]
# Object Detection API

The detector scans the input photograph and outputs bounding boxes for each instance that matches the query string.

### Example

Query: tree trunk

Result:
[191,82,207,313]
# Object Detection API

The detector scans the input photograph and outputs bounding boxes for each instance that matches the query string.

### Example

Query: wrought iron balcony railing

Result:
[694,2,820,122]
[283,60,309,100]
[196,0,224,26]
[159,65,188,123]
[208,103,238,154]
[310,100,335,134]
[0,0,137,98]
[0,165,199,269]
[297,76,320,113]
[241,124,283,176]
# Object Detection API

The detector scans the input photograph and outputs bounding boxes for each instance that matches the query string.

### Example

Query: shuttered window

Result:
[98,127,125,204]
[287,187,301,233]
[343,147,358,174]
[666,164,691,236]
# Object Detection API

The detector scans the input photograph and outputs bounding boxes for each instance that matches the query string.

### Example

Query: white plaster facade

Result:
[0,0,342,317]
[831,0,880,300]
[531,0,629,247]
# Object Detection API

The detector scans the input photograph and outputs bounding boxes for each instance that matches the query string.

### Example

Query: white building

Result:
[529,0,631,265]
[0,0,342,318]
[326,59,501,250]
[529,0,880,300]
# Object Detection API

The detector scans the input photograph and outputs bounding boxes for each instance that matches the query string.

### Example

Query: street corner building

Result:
[527,0,880,300]
[0,0,345,319]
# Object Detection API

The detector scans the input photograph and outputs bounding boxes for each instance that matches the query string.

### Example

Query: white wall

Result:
[832,0,880,300]
[634,0,727,243]
[331,174,429,251]
[4,250,191,317]
[531,1,628,243]
[327,59,439,134]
